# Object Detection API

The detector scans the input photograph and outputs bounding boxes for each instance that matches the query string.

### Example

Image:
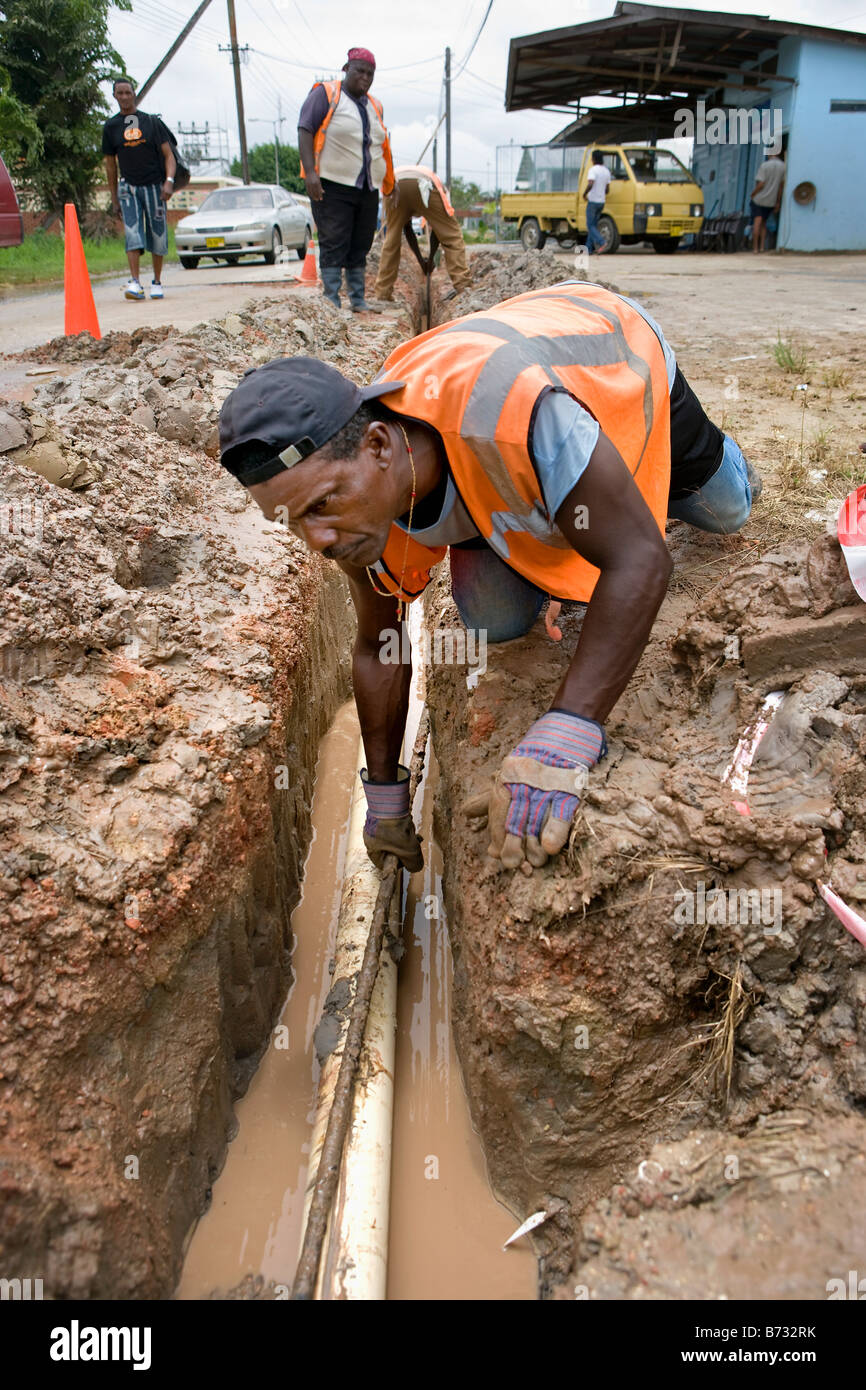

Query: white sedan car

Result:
[175,184,313,268]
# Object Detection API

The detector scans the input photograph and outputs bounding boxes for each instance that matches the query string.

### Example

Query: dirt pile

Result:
[424,527,866,1297]
[439,246,610,318]
[0,293,406,475]
[0,288,412,1297]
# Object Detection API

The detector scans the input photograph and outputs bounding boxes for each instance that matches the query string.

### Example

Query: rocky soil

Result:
[0,284,413,1297]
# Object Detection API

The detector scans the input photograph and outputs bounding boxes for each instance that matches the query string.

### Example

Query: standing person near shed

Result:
[750,146,785,253]
[102,77,176,301]
[582,150,612,255]
[374,164,471,303]
[298,47,395,312]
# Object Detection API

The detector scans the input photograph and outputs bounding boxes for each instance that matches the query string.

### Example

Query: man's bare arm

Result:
[298,127,323,200]
[551,431,673,721]
[159,140,176,200]
[338,560,411,781]
[104,155,119,214]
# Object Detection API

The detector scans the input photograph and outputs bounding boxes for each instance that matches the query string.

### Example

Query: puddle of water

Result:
[386,755,537,1301]
[176,700,359,1297]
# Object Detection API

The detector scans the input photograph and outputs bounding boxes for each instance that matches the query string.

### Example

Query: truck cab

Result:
[500,143,703,254]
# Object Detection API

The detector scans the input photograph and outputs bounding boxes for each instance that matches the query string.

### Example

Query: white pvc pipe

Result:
[300,608,425,1299]
[298,750,399,1300]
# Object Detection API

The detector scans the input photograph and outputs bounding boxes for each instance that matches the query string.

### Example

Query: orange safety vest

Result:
[367,282,671,605]
[300,79,395,196]
[392,163,455,217]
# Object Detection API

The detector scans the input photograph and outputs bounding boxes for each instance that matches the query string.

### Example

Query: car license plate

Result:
[205,236,225,249]
[670,224,683,236]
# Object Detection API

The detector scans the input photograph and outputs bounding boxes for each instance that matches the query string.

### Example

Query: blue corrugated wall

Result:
[690,36,866,251]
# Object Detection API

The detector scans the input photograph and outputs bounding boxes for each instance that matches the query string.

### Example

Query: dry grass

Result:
[741,424,863,552]
[665,963,755,1110]
[690,965,754,1104]
[821,365,852,392]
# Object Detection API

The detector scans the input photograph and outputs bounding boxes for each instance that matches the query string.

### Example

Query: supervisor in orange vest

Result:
[375,164,471,302]
[298,46,394,312]
[219,281,760,873]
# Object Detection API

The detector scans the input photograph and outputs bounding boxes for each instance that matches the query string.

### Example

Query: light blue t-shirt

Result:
[396,286,677,544]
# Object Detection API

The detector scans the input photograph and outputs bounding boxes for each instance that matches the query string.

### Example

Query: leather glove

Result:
[468,710,606,871]
[361,764,424,873]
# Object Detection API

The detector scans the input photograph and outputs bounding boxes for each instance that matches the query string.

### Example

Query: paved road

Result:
[0,255,315,354]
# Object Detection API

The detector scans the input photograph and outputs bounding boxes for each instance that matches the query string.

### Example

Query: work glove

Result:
[465,710,606,871]
[361,764,424,874]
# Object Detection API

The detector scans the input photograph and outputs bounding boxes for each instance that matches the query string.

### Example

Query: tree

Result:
[230,141,304,193]
[0,63,42,168]
[448,176,492,210]
[0,0,129,216]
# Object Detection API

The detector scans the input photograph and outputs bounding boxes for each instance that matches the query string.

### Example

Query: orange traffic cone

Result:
[64,203,101,339]
[297,232,318,287]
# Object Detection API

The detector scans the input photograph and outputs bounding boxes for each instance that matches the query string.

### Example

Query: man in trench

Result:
[218,281,759,873]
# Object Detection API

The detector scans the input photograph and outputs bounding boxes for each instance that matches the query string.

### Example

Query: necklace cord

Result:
[366,422,417,619]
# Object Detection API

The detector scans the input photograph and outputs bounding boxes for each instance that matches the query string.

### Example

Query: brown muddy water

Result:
[176,699,536,1301]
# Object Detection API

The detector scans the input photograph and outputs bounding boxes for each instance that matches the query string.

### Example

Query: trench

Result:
[176,278,536,1300]
[176,693,536,1299]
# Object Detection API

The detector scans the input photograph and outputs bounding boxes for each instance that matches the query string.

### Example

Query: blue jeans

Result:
[585,201,604,253]
[450,543,546,643]
[449,435,754,641]
[667,434,754,534]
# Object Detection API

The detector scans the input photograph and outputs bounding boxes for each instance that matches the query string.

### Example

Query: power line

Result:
[462,66,503,93]
[135,0,223,40]
[287,0,321,49]
[453,0,494,79]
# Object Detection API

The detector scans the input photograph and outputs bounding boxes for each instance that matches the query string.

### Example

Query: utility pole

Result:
[275,96,285,186]
[444,46,452,191]
[225,0,249,183]
[138,0,215,102]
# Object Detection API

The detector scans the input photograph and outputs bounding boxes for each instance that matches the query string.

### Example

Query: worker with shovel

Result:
[374,165,471,304]
[219,281,758,873]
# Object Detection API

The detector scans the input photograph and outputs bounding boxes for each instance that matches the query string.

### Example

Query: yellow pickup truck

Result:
[500,144,704,254]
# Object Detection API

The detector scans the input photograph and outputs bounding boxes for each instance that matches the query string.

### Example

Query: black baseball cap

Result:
[219,358,405,487]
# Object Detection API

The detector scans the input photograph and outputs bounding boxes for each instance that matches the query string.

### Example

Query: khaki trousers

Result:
[374,179,470,298]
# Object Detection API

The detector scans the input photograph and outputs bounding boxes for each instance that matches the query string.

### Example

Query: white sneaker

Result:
[149,281,164,299]
[123,279,145,300]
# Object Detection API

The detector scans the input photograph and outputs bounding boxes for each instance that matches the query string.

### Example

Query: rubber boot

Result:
[321,265,341,308]
[346,265,375,313]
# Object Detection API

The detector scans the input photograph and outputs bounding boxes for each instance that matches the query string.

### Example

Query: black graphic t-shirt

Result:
[102,110,171,186]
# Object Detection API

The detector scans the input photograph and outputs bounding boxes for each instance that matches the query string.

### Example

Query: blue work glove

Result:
[486,710,606,870]
[361,764,424,873]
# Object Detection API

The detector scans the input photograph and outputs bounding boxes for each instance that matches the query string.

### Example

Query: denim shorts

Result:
[118,179,168,256]
[749,200,771,223]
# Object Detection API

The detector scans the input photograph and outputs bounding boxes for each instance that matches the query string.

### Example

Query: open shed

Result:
[505,3,866,251]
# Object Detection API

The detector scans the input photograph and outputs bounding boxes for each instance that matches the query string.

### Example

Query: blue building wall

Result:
[689,35,866,251]
[782,39,866,251]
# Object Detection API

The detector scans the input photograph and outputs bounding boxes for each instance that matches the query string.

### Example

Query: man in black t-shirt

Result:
[102,77,176,301]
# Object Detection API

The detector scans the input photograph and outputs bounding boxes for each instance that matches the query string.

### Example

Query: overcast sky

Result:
[107,0,866,187]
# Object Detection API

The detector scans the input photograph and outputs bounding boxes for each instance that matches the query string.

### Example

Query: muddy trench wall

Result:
[421,253,866,1299]
[0,286,417,1298]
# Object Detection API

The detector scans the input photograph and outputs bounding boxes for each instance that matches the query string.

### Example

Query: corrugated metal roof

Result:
[506,2,866,115]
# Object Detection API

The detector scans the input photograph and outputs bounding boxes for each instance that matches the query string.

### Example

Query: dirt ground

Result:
[1,242,864,1300]
[424,246,866,1300]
